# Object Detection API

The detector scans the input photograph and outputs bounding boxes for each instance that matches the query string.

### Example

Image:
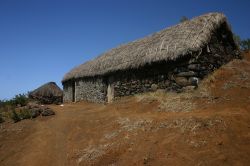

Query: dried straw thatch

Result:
[62,12,236,83]
[29,82,63,104]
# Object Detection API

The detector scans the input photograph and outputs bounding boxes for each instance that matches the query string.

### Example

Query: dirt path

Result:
[18,110,68,165]
[11,104,100,165]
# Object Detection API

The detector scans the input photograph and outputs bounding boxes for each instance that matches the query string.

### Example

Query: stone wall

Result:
[63,81,74,102]
[111,61,195,99]
[75,77,107,103]
[110,27,239,100]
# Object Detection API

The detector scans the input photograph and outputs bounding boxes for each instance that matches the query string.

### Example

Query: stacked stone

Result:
[112,39,236,98]
[112,64,201,98]
[75,78,107,103]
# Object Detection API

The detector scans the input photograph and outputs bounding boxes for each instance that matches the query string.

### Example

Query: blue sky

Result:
[0,0,249,99]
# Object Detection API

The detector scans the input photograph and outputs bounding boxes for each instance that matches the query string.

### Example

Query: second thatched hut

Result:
[29,82,63,104]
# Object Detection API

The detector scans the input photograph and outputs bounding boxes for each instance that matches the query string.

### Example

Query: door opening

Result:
[107,76,114,103]
[72,81,75,102]
[107,84,114,103]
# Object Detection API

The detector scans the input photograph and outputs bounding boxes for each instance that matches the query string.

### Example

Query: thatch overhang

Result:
[62,12,237,83]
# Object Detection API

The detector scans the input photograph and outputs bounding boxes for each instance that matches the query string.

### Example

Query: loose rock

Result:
[189,77,199,87]
[174,77,191,86]
[30,109,41,118]
[151,84,158,91]
[176,71,198,77]
[188,64,201,70]
[41,108,55,116]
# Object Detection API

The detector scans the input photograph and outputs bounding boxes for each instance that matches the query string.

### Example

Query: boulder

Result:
[189,77,199,87]
[174,77,191,86]
[20,104,55,118]
[41,108,55,116]
[188,64,201,71]
[151,84,158,91]
[176,71,197,77]
[30,109,41,118]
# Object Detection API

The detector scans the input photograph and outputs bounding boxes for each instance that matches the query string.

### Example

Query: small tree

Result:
[180,16,189,23]
[240,39,250,51]
[233,33,250,51]
[13,94,28,107]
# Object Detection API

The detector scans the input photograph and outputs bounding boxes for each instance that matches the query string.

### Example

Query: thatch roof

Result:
[29,82,63,98]
[62,12,236,83]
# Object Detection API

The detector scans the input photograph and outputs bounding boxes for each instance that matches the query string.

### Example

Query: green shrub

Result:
[0,100,15,109]
[0,94,28,111]
[0,93,29,123]
[241,39,250,51]
[233,34,250,51]
[13,94,28,107]
[19,109,32,119]
[11,110,21,123]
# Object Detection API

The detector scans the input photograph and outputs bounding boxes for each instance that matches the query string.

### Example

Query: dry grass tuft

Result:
[136,90,197,112]
[156,116,226,133]
[116,117,152,132]
[134,72,217,112]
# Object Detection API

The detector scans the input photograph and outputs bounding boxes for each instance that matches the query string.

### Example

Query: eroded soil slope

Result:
[1,52,250,166]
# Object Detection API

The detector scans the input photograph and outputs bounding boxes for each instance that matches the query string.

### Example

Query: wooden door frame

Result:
[107,76,114,103]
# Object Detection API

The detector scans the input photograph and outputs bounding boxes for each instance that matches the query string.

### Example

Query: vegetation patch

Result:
[0,94,28,109]
[0,93,55,123]
[11,110,21,123]
[19,109,32,120]
[136,90,199,112]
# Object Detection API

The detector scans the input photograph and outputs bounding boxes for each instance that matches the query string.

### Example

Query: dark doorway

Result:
[72,81,75,102]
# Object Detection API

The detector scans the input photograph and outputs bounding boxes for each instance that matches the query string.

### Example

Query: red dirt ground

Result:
[0,52,250,166]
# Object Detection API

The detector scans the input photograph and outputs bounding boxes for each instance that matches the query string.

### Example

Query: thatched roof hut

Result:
[62,12,239,103]
[62,12,237,83]
[29,82,63,104]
